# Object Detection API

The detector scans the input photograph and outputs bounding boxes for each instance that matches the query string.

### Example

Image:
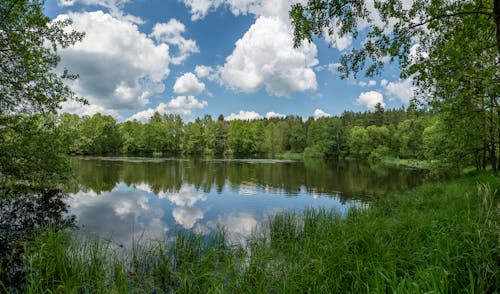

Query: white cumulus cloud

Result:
[60,100,120,118]
[358,80,376,87]
[180,0,317,97]
[194,65,216,80]
[150,19,199,64]
[265,112,286,119]
[218,16,318,96]
[57,11,171,111]
[57,0,144,23]
[127,96,207,122]
[323,26,352,51]
[356,91,385,110]
[225,110,262,121]
[173,72,205,96]
[313,108,331,119]
[181,0,303,22]
[382,78,415,104]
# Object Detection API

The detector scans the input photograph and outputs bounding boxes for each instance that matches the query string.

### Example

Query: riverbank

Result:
[274,152,437,170]
[10,173,499,293]
[381,156,437,169]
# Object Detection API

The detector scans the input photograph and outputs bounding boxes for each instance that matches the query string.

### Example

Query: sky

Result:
[43,0,415,122]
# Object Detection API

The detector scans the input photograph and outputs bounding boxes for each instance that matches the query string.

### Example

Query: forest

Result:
[43,101,494,171]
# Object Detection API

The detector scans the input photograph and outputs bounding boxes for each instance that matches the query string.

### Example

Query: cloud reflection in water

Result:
[67,187,168,246]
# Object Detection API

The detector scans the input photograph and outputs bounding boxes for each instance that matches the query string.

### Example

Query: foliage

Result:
[290,0,498,78]
[290,0,500,171]
[183,118,205,154]
[57,108,467,165]
[0,0,85,115]
[73,113,122,155]
[228,119,263,154]
[0,115,72,188]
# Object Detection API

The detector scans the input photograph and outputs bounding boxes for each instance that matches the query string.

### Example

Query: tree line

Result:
[51,104,477,169]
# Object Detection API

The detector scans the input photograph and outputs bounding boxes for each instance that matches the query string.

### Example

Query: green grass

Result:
[13,174,500,293]
[381,156,437,169]
[273,151,304,160]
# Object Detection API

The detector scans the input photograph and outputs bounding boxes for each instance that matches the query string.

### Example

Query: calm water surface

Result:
[68,157,426,245]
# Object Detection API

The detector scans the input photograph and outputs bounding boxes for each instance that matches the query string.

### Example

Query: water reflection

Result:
[67,187,168,246]
[70,157,425,200]
[68,157,427,245]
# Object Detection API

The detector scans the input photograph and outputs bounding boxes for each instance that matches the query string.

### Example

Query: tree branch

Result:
[409,10,494,30]
[0,0,21,27]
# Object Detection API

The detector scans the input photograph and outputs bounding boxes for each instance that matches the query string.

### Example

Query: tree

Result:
[0,1,83,284]
[346,126,370,159]
[305,117,343,158]
[0,114,71,188]
[263,121,289,154]
[58,113,82,154]
[214,115,229,155]
[288,116,306,152]
[0,0,83,185]
[202,114,217,154]
[291,0,498,78]
[118,120,144,154]
[228,120,262,155]
[74,113,122,155]
[0,0,85,115]
[290,0,499,170]
[183,118,205,154]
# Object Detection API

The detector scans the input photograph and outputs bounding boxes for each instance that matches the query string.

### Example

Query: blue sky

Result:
[44,0,414,122]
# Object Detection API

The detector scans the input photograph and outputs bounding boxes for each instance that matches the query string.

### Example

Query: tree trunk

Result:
[483,145,487,170]
[497,109,500,171]
[495,0,500,53]
[490,97,497,172]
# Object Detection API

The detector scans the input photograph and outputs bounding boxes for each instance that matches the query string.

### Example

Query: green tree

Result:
[214,115,229,155]
[0,115,71,188]
[395,117,431,159]
[75,114,122,155]
[57,113,82,154]
[0,1,84,284]
[202,115,217,154]
[291,0,499,170]
[291,0,498,78]
[263,121,290,154]
[305,117,343,158]
[366,125,390,161]
[347,126,370,159]
[118,120,144,154]
[288,117,306,152]
[0,0,84,115]
[0,0,83,185]
[183,118,205,154]
[228,120,262,155]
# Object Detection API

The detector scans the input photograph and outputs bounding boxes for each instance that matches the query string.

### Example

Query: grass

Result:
[8,173,500,293]
[272,151,305,160]
[381,156,437,169]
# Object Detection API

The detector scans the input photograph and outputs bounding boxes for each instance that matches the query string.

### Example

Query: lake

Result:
[68,157,426,246]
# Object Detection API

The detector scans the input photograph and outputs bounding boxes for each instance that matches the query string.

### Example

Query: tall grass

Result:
[17,173,500,293]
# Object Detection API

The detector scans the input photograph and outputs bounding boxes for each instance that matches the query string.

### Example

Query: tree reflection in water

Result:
[70,157,427,201]
[0,187,74,286]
